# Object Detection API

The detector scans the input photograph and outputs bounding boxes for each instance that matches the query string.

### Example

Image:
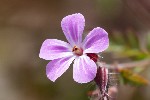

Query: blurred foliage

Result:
[97,0,122,19]
[119,69,149,86]
[108,30,150,60]
[147,33,150,50]
[107,30,150,86]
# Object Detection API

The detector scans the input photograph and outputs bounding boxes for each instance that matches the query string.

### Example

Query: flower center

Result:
[72,46,83,56]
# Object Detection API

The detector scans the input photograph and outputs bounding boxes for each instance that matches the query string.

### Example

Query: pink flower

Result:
[39,13,109,83]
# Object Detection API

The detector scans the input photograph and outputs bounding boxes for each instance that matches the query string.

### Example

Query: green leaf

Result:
[132,67,145,73]
[121,49,149,60]
[119,69,149,86]
[108,44,150,60]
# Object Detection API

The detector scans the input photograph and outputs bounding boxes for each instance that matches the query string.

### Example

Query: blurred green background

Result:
[0,0,150,100]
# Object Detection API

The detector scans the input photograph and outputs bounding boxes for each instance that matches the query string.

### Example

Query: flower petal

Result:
[83,27,109,53]
[39,39,73,60]
[73,55,97,83]
[46,56,75,82]
[61,13,85,46]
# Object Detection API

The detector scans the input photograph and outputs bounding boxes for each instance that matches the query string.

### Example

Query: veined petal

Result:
[39,39,73,60]
[61,13,85,46]
[83,27,109,53]
[73,55,97,83]
[46,56,75,82]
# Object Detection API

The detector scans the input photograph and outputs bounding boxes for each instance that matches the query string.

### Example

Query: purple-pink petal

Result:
[73,55,97,83]
[83,27,109,53]
[46,56,75,82]
[39,39,73,60]
[61,13,85,46]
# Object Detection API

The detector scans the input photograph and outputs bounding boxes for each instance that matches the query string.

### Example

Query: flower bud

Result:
[94,67,109,99]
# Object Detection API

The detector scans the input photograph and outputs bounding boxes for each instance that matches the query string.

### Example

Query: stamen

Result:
[72,46,83,56]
